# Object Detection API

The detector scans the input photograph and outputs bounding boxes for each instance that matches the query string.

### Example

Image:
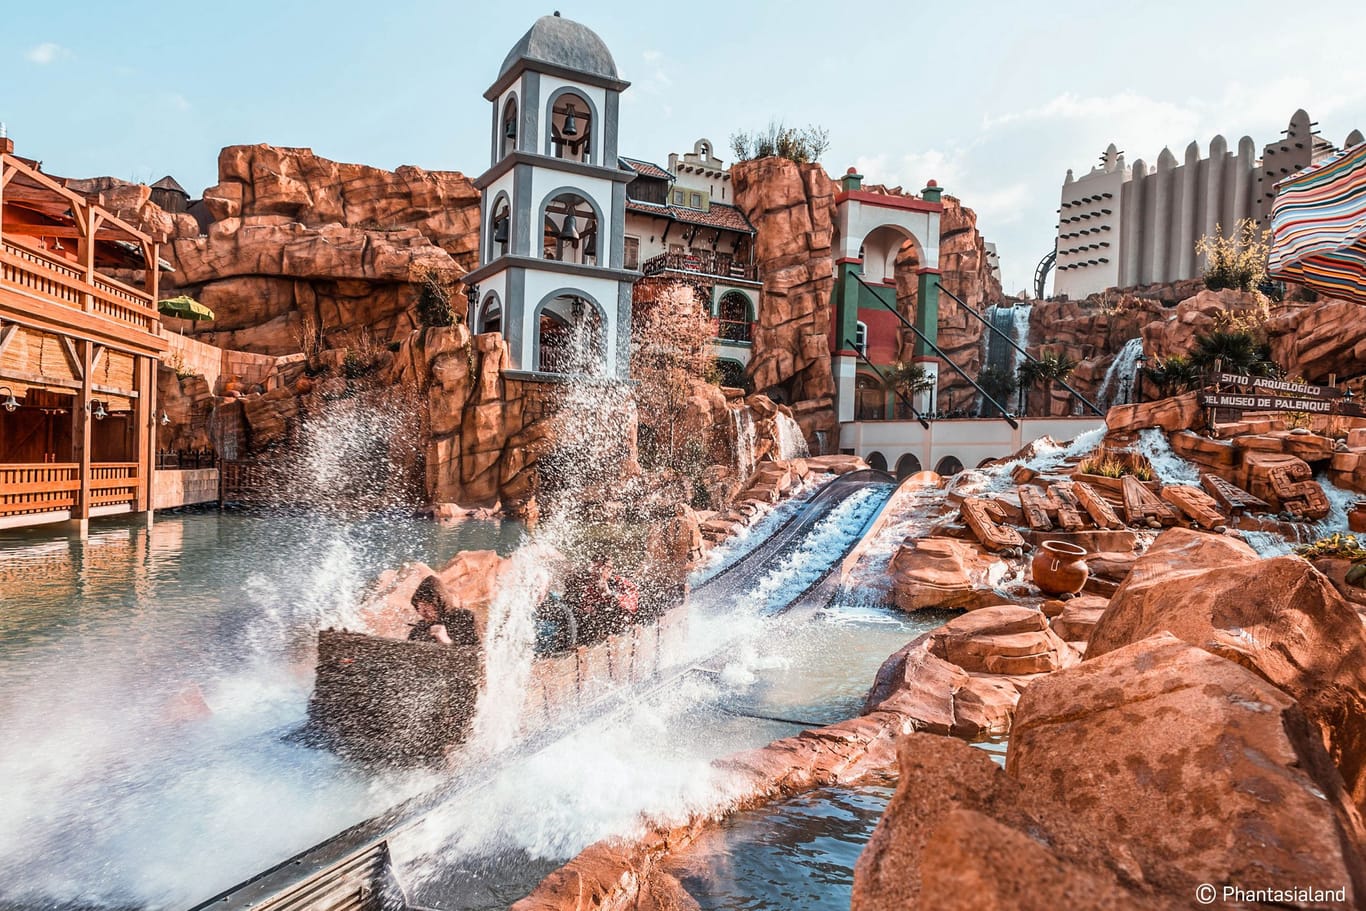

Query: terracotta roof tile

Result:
[625,198,754,233]
[620,157,673,181]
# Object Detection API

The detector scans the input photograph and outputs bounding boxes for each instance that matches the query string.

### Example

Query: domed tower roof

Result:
[499,13,619,81]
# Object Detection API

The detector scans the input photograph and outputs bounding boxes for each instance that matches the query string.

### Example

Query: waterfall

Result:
[733,407,758,480]
[1097,338,1145,410]
[774,412,810,460]
[977,303,1032,416]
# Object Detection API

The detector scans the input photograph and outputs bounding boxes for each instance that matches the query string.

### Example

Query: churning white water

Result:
[733,407,758,481]
[1134,427,1202,485]
[1097,338,1145,410]
[775,412,811,460]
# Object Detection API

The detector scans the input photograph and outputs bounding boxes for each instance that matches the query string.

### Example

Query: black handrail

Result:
[849,273,1018,429]
[843,338,930,429]
[934,282,1103,417]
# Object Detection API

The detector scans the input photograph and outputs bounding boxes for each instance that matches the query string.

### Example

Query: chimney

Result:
[0,122,12,155]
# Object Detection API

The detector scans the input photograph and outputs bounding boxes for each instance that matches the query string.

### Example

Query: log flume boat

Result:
[192,469,896,911]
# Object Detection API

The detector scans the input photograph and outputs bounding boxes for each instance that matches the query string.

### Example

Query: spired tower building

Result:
[464,13,635,379]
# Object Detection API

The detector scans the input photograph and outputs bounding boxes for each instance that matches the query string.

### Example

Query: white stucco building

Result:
[464,13,637,379]
[1053,110,1363,299]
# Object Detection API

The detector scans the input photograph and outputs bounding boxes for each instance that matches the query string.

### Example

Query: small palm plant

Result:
[1190,330,1278,377]
[1142,354,1203,398]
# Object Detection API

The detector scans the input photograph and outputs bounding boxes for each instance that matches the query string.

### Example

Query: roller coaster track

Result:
[1035,247,1056,301]
[187,470,897,911]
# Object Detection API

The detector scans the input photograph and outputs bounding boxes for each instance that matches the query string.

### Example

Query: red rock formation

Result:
[162,145,479,355]
[1267,296,1366,384]
[730,157,837,441]
[854,635,1366,910]
[1089,527,1366,815]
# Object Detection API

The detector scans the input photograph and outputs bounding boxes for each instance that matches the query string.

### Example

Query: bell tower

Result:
[463,13,635,379]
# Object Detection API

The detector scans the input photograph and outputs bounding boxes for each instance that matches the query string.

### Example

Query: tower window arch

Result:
[541,192,601,265]
[535,292,606,376]
[478,292,503,335]
[546,89,594,164]
[489,193,511,259]
[501,96,518,158]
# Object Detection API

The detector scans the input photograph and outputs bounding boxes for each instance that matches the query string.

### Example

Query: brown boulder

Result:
[1010,634,1366,901]
[1104,390,1203,434]
[1090,528,1366,815]
[888,537,1009,612]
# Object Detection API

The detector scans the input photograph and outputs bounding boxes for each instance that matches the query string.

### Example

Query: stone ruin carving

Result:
[1200,472,1269,515]
[1069,481,1124,529]
[1017,485,1086,532]
[1267,461,1331,521]
[1121,475,1179,528]
[1160,485,1227,531]
[960,498,1025,553]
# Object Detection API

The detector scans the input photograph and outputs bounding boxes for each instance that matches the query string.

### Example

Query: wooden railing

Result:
[0,462,138,516]
[0,238,158,334]
[641,251,757,282]
[0,463,79,516]
[90,462,139,509]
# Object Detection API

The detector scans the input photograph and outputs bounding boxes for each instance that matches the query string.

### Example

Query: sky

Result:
[3,0,1366,295]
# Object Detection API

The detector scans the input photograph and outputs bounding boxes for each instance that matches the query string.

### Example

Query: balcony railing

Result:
[715,318,753,344]
[0,461,138,517]
[641,251,757,283]
[0,238,158,334]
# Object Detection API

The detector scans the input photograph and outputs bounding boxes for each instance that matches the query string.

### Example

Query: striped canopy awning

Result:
[1268,142,1366,304]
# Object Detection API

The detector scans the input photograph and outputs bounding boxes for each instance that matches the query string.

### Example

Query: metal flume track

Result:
[188,470,896,911]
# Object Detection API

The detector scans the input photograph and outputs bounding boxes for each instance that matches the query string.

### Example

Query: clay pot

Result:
[1032,540,1089,596]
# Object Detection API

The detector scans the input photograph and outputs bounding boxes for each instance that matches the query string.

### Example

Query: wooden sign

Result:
[1121,475,1178,528]
[1017,485,1055,531]
[1071,480,1124,529]
[1217,374,1331,399]
[960,498,1025,552]
[1161,485,1227,530]
[1200,473,1268,515]
[1201,392,1336,414]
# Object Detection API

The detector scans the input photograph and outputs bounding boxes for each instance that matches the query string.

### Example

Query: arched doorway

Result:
[934,455,964,476]
[855,373,885,420]
[536,293,605,375]
[867,451,888,472]
[895,453,922,479]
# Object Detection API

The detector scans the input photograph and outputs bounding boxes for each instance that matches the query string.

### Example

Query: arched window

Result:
[935,455,964,477]
[537,293,605,376]
[866,451,888,472]
[542,193,600,265]
[716,291,753,343]
[895,453,922,479]
[479,294,503,335]
[501,97,518,158]
[715,358,746,389]
[855,373,885,421]
[854,321,868,356]
[489,195,511,259]
[549,91,592,164]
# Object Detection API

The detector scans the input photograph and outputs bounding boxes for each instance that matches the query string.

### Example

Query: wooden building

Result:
[0,135,166,533]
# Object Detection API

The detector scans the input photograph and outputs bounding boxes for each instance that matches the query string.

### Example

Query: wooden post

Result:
[133,354,153,515]
[73,338,93,536]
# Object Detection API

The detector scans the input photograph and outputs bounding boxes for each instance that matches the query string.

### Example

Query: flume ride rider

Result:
[563,556,640,644]
[408,575,480,647]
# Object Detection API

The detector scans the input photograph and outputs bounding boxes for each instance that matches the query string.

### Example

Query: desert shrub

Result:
[1197,219,1269,292]
[730,121,830,164]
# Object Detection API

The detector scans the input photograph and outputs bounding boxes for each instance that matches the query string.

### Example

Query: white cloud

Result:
[25,42,69,65]
[641,49,661,63]
[164,92,192,113]
[854,148,966,192]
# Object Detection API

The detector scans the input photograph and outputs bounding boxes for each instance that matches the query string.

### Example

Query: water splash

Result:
[1134,428,1201,485]
[733,407,758,481]
[774,412,810,460]
[1097,338,1144,410]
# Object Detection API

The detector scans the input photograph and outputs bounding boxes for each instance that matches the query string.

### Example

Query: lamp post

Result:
[1120,376,1131,405]
[1133,352,1147,403]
